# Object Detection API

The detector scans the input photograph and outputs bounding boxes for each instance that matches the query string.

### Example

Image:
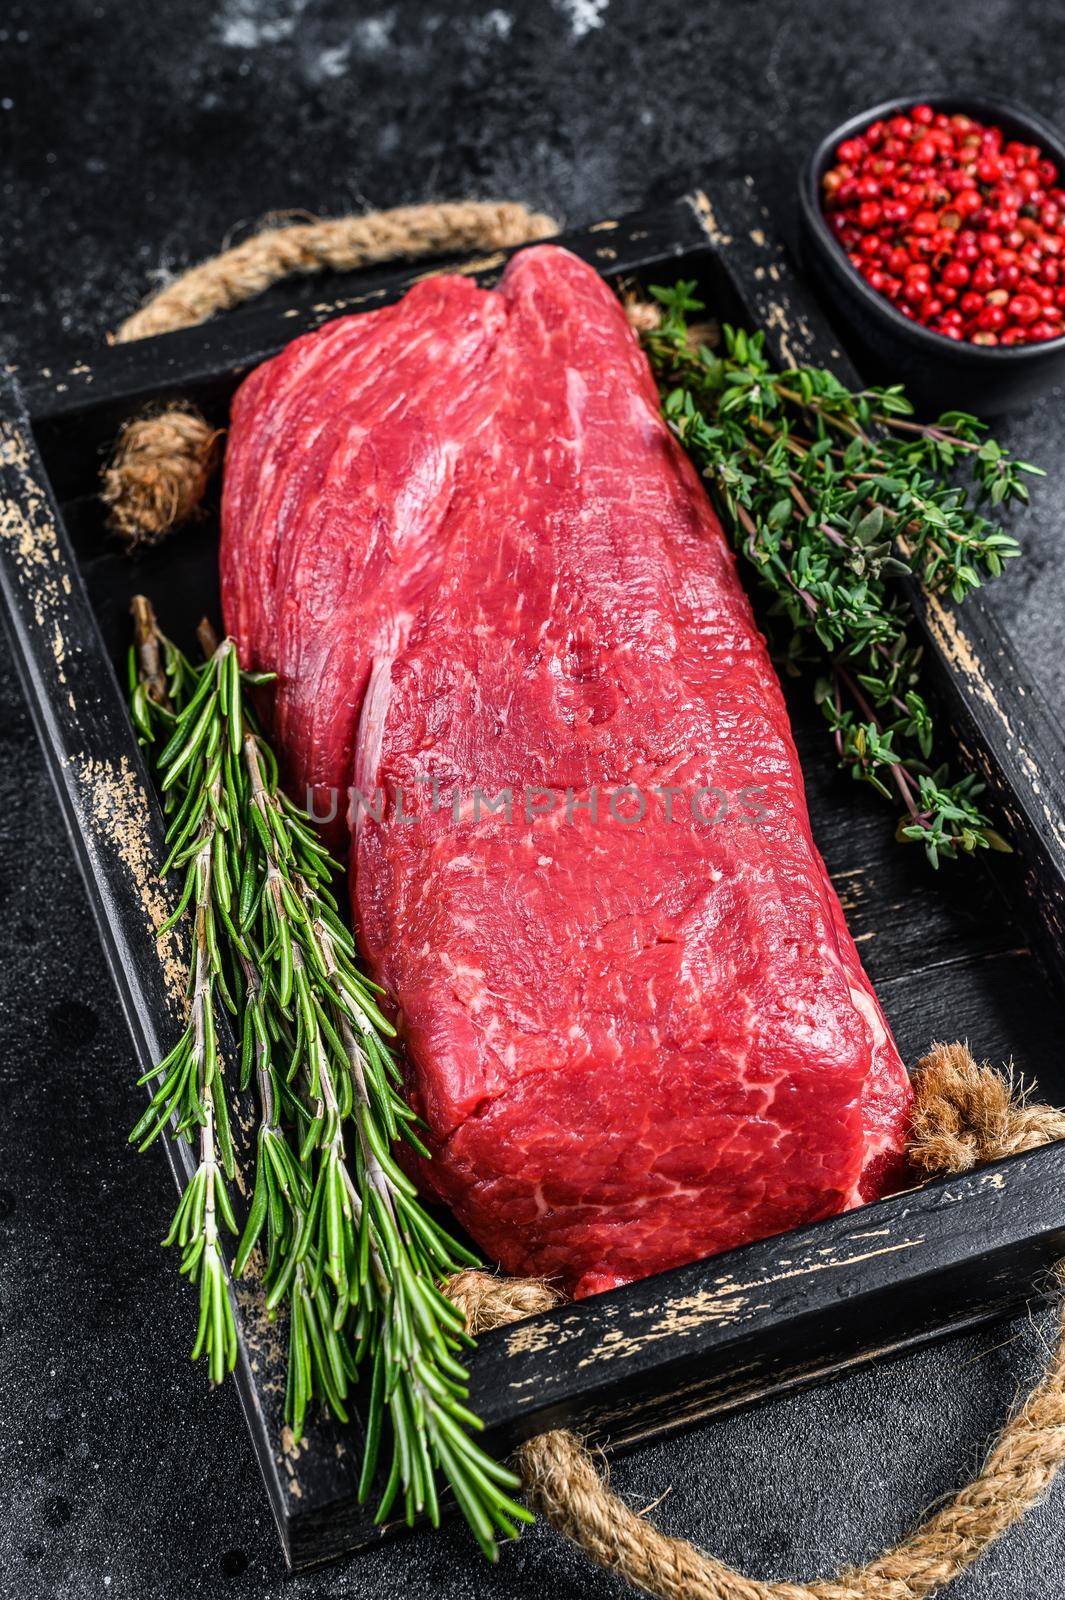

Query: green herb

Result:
[643,281,1040,866]
[129,607,531,1558]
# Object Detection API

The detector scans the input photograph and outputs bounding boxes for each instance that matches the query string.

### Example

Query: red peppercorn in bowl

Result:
[799,96,1065,413]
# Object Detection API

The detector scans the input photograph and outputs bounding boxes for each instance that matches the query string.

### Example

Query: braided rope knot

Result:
[101,403,221,548]
[908,1040,1065,1173]
[446,1044,1065,1600]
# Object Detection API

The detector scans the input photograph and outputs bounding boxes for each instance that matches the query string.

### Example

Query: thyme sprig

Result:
[643,281,1041,866]
[129,609,531,1558]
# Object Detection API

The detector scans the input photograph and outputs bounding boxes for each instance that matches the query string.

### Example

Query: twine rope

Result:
[101,403,223,548]
[114,200,558,342]
[446,1044,1065,1600]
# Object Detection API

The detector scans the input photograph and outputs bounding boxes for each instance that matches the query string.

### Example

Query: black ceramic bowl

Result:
[799,94,1065,415]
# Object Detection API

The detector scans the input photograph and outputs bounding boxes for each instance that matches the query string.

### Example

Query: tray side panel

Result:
[0,380,370,1565]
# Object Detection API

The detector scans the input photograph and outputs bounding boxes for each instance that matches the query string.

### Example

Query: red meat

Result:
[221,244,912,1299]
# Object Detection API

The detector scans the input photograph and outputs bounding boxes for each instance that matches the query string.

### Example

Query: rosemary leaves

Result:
[643,282,1042,865]
[129,610,531,1558]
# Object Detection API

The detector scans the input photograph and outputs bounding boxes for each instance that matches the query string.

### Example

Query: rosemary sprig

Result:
[130,609,532,1558]
[128,622,243,1385]
[643,281,1041,866]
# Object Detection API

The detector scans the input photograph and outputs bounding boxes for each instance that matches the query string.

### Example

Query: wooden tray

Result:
[3,180,1065,1572]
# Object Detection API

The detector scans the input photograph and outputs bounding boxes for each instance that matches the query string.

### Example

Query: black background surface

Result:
[2,3,1065,1596]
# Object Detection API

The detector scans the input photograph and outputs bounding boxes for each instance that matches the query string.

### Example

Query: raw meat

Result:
[221,244,913,1299]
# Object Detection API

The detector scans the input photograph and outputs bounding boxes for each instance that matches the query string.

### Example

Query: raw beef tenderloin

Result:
[221,244,913,1298]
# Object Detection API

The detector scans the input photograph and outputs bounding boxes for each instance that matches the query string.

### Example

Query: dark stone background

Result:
[1,2,1064,1596]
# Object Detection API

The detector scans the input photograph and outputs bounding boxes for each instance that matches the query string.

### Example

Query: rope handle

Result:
[112,200,557,343]
[449,1045,1065,1600]
[101,201,558,546]
[101,210,1065,1597]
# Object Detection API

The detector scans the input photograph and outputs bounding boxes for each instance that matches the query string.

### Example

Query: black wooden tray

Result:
[3,180,1065,1573]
